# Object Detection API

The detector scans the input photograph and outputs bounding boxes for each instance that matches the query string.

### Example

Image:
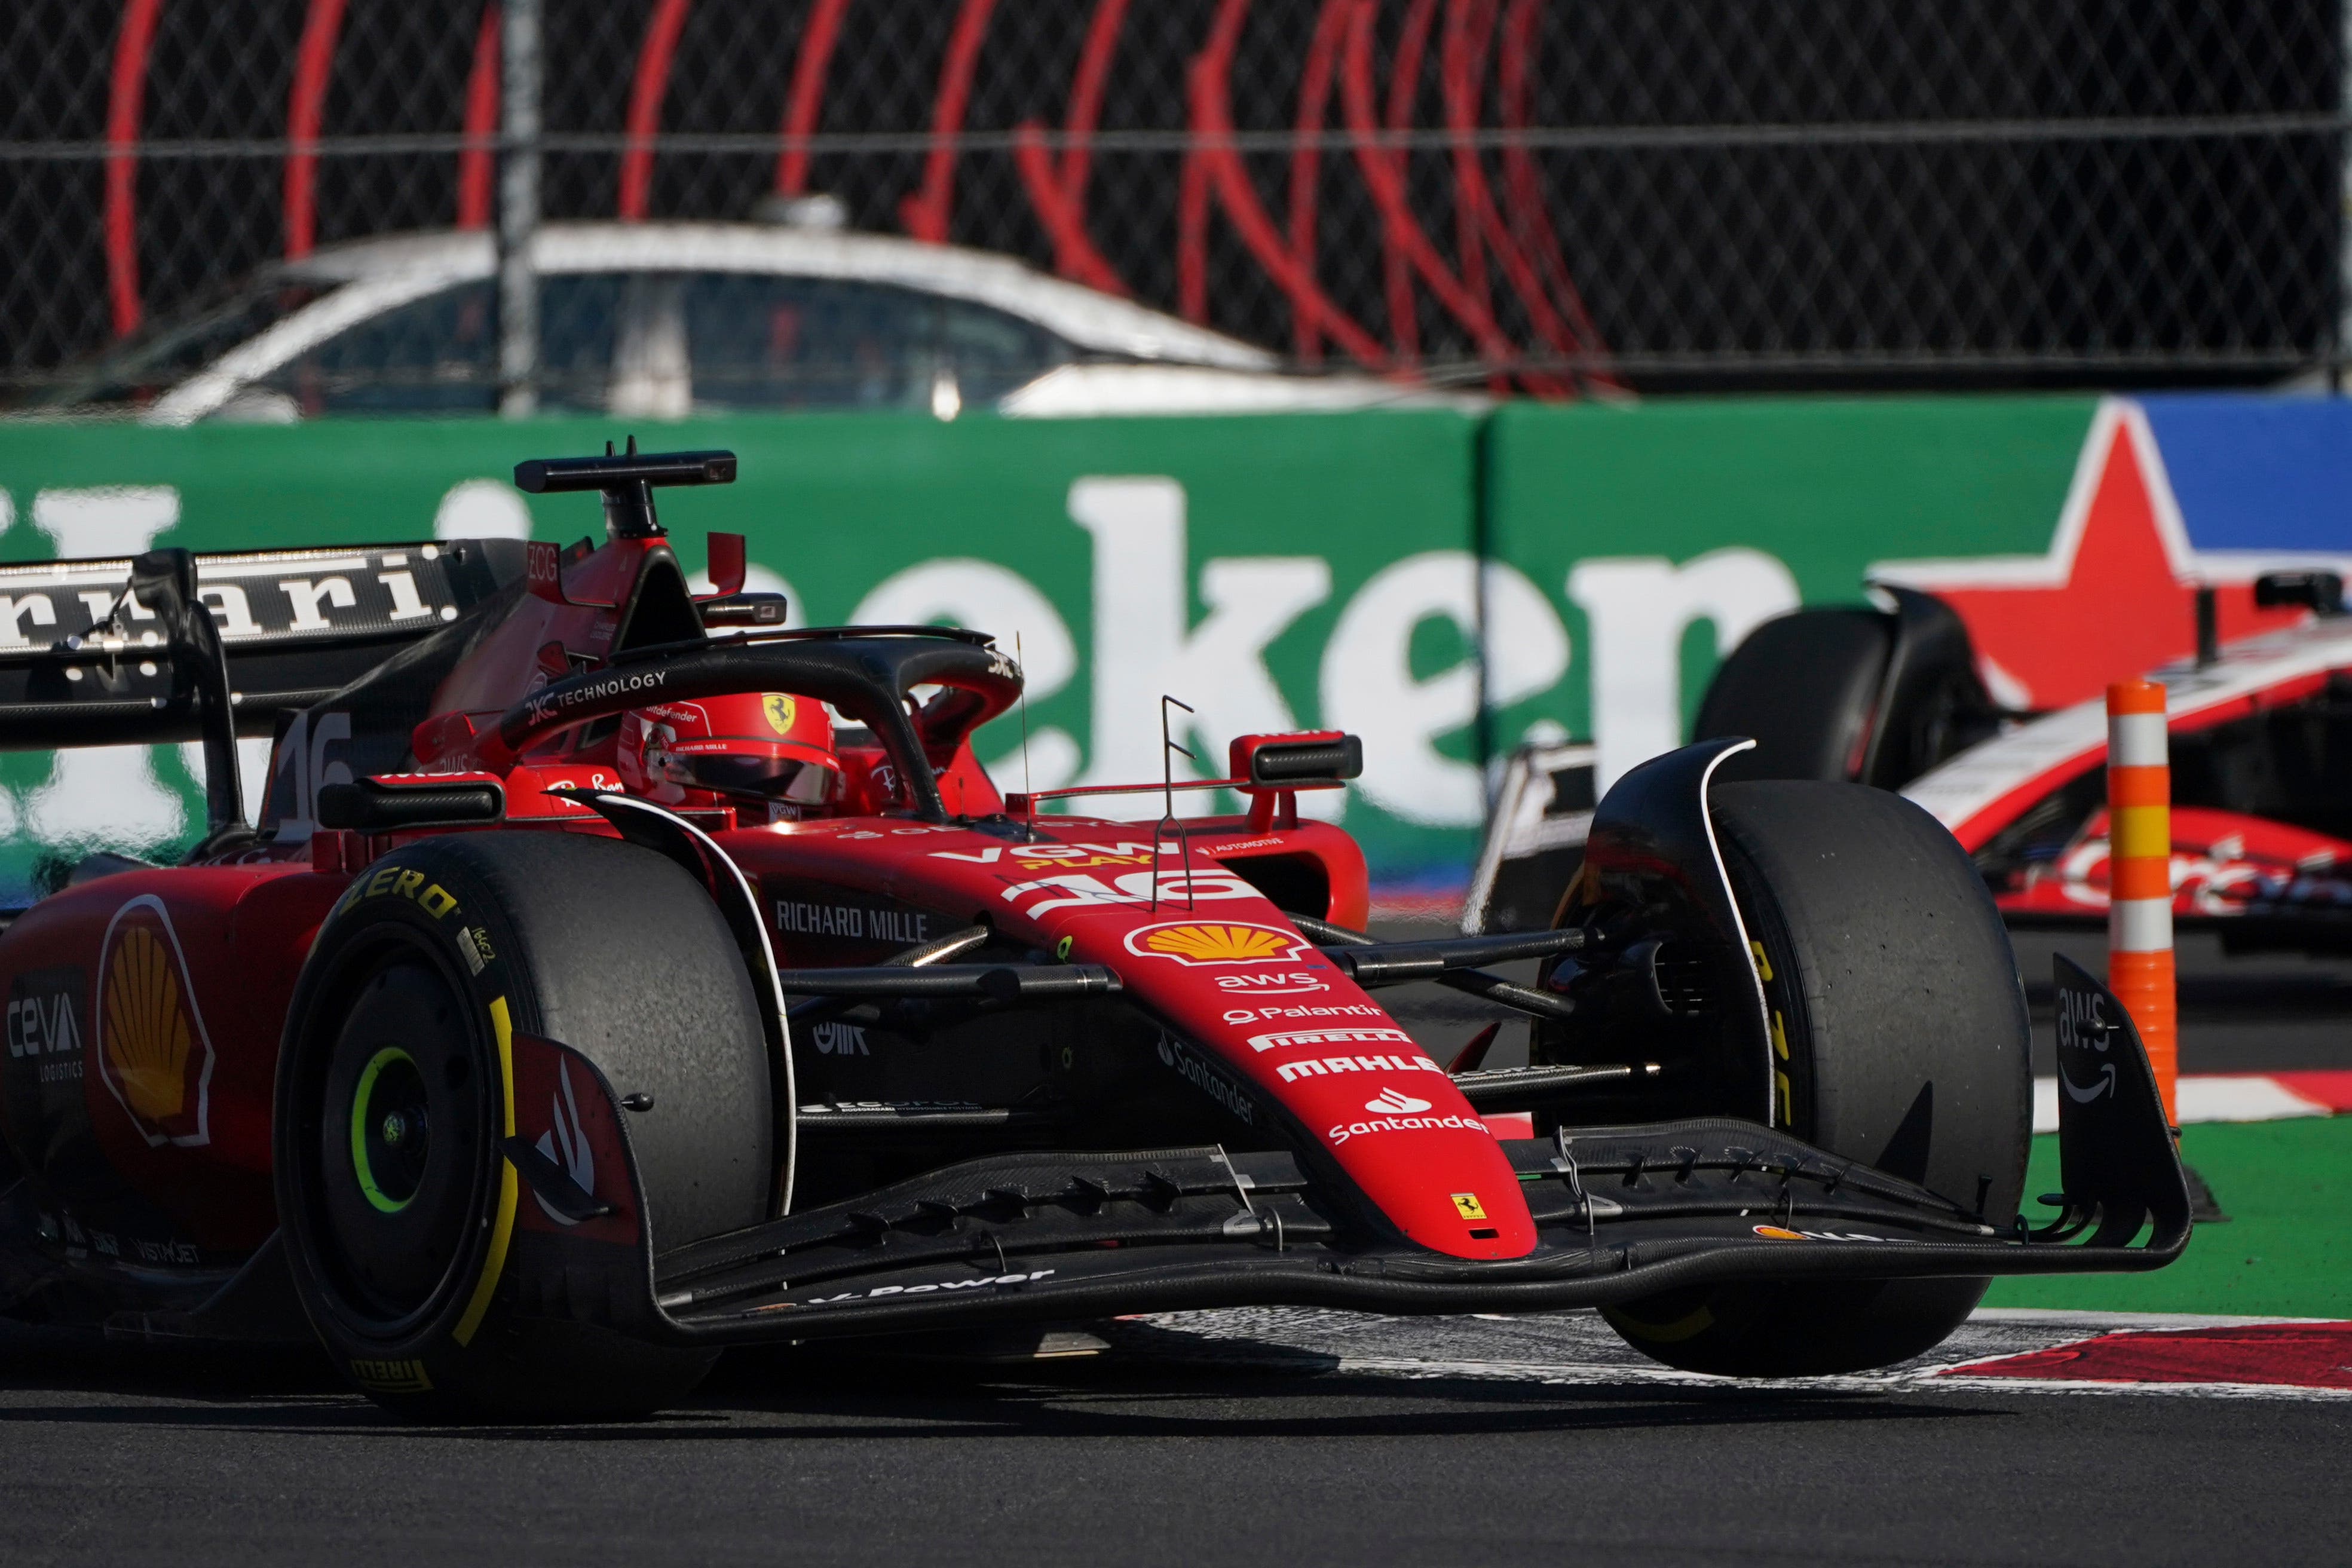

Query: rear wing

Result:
[0,538,526,751]
[1461,738,1597,935]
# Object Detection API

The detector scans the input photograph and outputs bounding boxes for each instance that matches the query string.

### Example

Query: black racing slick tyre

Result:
[1601,781,2032,1377]
[1694,608,1891,785]
[274,831,771,1421]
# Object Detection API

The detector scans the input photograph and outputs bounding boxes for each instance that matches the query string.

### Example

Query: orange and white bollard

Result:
[2106,679,2177,1122]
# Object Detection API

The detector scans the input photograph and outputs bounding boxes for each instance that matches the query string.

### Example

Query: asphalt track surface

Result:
[4,1307,2348,1568]
[5,926,2347,1567]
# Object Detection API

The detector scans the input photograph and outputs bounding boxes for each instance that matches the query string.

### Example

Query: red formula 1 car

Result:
[1690,580,2352,952]
[0,450,2185,1419]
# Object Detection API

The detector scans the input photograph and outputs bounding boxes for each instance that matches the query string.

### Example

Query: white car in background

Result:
[33,222,1435,423]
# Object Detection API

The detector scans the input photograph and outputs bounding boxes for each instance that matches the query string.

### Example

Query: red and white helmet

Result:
[618,691,838,808]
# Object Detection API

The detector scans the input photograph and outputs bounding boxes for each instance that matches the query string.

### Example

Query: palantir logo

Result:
[1364,1087,1431,1114]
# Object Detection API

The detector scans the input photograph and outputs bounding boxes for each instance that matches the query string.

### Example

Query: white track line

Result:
[1117,1306,2352,1402]
[2033,1073,2338,1132]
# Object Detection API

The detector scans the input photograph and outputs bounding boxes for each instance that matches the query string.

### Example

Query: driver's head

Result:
[619,692,838,810]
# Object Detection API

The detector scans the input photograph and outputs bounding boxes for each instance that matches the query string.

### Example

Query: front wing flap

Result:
[474,958,2188,1349]
[640,1116,2182,1342]
[623,955,2187,1342]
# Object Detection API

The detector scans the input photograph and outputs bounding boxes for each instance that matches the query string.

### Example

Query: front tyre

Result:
[1601,780,2031,1376]
[275,831,772,1420]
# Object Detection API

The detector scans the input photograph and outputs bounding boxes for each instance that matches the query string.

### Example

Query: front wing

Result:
[641,1126,2180,1343]
[615,957,2187,1344]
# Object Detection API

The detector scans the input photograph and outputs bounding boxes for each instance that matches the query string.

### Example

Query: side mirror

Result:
[1234,731,1363,788]
[317,776,506,832]
[700,593,789,628]
[2253,571,2345,617]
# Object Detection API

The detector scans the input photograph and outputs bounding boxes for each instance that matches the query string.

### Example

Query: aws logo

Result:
[1123,921,1309,967]
[94,896,215,1148]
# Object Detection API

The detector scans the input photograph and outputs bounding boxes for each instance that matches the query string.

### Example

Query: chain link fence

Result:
[3,0,2345,409]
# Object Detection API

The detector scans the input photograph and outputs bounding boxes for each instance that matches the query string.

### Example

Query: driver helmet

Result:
[619,692,838,809]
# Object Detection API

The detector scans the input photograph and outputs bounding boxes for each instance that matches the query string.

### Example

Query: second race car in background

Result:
[1680,574,2352,954]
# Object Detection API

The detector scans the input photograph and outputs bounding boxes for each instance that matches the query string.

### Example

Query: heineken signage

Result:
[9,392,2334,904]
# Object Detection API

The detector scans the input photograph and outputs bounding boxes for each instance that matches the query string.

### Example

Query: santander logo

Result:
[1364,1088,1432,1114]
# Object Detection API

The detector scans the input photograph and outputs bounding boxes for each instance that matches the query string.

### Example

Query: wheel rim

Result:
[301,944,490,1328]
[349,1046,428,1214]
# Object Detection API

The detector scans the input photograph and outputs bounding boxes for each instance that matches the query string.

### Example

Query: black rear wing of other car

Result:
[1461,738,1598,935]
[0,538,526,753]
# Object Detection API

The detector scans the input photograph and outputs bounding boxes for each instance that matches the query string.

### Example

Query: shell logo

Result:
[762,693,796,734]
[1123,921,1309,966]
[94,895,214,1148]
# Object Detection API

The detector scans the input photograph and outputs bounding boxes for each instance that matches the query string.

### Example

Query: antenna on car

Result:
[512,443,735,540]
[1015,630,1035,843]
[1152,694,1196,912]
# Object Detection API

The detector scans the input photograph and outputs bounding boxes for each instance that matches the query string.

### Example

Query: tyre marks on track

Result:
[1100,1306,2352,1401]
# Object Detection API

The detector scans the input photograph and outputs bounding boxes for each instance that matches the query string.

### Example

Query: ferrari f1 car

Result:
[1685,579,2352,952]
[0,449,2185,1419]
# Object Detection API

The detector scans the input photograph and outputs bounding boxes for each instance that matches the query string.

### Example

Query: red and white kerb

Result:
[2106,679,2178,1119]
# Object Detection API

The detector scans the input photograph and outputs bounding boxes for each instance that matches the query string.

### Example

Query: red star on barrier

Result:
[1872,404,2305,712]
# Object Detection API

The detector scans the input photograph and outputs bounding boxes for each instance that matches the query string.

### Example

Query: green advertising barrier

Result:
[0,412,1483,899]
[1481,396,2096,792]
[0,397,2114,902]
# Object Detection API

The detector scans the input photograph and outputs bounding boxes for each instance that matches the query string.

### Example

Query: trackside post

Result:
[2106,679,2177,1122]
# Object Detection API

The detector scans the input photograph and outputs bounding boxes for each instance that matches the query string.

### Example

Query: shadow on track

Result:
[0,1321,2004,1444]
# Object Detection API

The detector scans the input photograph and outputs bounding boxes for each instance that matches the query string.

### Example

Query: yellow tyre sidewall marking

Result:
[1753,940,1794,1129]
[1603,1301,1718,1343]
[453,995,518,1348]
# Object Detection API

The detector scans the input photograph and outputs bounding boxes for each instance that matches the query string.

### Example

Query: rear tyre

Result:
[275,831,771,1420]
[1694,609,1891,784]
[1601,780,2031,1376]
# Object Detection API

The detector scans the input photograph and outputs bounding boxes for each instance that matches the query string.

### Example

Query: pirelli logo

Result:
[348,1357,434,1394]
[1246,1025,1413,1055]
